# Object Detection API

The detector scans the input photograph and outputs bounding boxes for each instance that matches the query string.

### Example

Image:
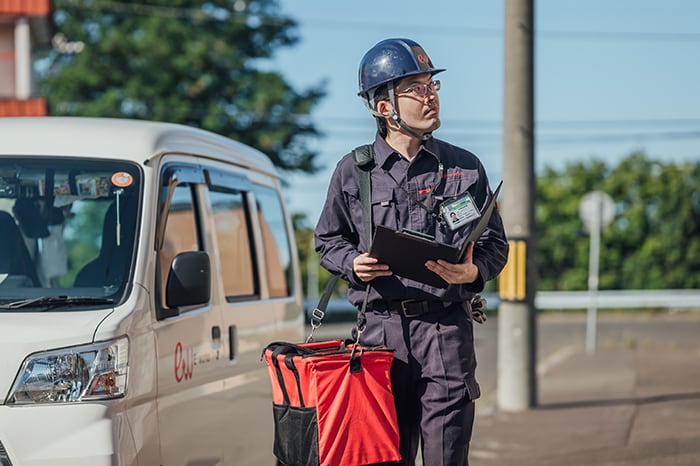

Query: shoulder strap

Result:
[352,144,375,337]
[352,143,375,167]
[352,144,375,246]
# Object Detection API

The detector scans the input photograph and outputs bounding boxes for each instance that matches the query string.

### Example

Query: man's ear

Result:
[376,99,394,117]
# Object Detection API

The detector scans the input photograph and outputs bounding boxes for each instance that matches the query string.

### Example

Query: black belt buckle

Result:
[400,300,428,318]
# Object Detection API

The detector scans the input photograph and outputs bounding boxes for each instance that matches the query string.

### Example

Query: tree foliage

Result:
[536,152,700,290]
[292,213,346,300]
[37,0,325,173]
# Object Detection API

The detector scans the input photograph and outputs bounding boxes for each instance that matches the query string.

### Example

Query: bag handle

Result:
[267,346,309,407]
[284,353,306,408]
[270,346,292,406]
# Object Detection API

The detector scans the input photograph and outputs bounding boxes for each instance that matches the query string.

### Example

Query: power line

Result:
[298,19,501,37]
[54,2,700,42]
[311,126,700,145]
[296,18,700,42]
[534,118,700,128]
[537,29,700,42]
[318,116,700,128]
[539,130,700,144]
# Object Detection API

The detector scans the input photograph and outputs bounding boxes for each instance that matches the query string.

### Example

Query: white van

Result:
[0,117,305,465]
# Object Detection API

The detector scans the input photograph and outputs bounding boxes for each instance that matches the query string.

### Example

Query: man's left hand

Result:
[425,241,479,285]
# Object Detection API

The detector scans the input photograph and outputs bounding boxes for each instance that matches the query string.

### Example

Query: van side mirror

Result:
[165,251,211,309]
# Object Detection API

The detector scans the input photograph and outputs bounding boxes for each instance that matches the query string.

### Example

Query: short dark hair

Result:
[372,84,390,137]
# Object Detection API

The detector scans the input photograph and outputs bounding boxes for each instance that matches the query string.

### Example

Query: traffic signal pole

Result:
[497,0,537,411]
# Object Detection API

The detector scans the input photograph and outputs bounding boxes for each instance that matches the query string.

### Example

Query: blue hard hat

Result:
[358,38,445,96]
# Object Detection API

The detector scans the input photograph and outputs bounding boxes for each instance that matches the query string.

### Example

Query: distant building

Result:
[0,0,53,116]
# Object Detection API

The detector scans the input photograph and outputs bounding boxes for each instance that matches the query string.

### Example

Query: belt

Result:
[371,300,452,318]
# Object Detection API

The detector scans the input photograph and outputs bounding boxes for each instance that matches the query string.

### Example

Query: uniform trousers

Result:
[358,301,480,466]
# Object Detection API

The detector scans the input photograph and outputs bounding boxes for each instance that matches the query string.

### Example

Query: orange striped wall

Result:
[0,98,47,116]
[0,0,50,16]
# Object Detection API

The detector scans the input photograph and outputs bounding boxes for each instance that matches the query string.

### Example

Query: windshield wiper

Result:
[0,296,115,310]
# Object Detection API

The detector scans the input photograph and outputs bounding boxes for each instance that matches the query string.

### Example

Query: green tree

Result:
[536,159,608,290]
[292,213,345,301]
[604,154,700,289]
[38,0,325,173]
[292,212,315,296]
[536,152,700,291]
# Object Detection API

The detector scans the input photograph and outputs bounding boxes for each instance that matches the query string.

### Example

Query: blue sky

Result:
[271,0,700,223]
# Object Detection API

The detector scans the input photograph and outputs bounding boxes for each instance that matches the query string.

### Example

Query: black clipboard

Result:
[368,181,502,288]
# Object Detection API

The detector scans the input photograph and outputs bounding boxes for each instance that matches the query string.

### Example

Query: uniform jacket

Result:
[315,133,509,307]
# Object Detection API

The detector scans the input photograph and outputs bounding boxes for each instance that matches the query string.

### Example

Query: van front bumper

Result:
[0,403,137,466]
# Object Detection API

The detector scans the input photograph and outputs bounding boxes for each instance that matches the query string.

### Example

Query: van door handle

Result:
[212,325,221,348]
[229,325,237,361]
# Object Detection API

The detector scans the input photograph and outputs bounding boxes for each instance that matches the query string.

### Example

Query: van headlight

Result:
[6,337,128,405]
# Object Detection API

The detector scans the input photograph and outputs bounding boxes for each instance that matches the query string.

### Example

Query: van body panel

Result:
[153,303,228,465]
[0,403,140,466]
[150,151,304,463]
[91,287,162,464]
[0,311,112,399]
[0,117,304,465]
[0,116,278,177]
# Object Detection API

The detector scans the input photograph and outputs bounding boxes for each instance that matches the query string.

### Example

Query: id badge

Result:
[440,192,481,231]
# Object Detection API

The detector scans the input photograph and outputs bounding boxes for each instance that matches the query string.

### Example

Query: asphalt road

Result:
[306,310,700,413]
[299,311,700,466]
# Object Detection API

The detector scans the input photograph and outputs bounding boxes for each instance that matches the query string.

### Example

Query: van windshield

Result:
[0,158,141,310]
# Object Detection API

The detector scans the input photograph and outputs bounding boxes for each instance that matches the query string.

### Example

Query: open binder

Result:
[369,181,502,288]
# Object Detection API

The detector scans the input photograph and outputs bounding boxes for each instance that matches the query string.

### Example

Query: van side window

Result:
[209,189,256,299]
[253,186,292,298]
[159,183,200,309]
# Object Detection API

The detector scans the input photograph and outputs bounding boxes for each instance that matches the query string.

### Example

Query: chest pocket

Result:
[437,171,479,201]
[371,186,398,230]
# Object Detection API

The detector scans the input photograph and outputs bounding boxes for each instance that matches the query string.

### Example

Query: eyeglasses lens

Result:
[405,80,440,96]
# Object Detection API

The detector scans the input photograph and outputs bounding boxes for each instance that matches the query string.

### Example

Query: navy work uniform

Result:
[315,134,509,465]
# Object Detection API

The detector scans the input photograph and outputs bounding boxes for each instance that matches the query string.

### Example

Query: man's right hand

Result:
[353,253,392,282]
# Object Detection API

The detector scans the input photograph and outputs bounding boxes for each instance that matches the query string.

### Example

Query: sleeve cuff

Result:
[466,258,486,292]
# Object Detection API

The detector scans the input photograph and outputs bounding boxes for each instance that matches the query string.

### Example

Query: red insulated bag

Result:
[263,339,401,466]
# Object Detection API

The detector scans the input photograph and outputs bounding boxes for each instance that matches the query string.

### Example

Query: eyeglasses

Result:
[398,80,441,97]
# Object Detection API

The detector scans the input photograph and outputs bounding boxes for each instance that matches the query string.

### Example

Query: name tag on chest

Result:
[440,192,481,231]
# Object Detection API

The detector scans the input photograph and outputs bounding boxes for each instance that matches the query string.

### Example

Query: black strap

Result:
[268,344,309,407]
[308,275,339,332]
[352,144,375,335]
[284,353,306,408]
[270,346,292,406]
[306,275,341,342]
[352,144,374,246]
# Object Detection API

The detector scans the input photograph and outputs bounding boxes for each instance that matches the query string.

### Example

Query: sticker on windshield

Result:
[111,172,133,188]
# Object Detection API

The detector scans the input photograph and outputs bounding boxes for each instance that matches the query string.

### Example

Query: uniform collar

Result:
[373,132,440,169]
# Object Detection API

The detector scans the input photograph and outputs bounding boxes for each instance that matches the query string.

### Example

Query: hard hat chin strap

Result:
[363,84,431,141]
[393,113,432,141]
[387,84,431,141]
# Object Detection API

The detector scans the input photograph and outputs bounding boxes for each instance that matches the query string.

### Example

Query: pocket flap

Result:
[371,186,394,206]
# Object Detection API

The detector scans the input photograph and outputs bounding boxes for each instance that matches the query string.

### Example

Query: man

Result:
[314,38,509,466]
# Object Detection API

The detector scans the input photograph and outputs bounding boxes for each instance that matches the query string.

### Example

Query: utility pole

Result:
[497,0,537,411]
